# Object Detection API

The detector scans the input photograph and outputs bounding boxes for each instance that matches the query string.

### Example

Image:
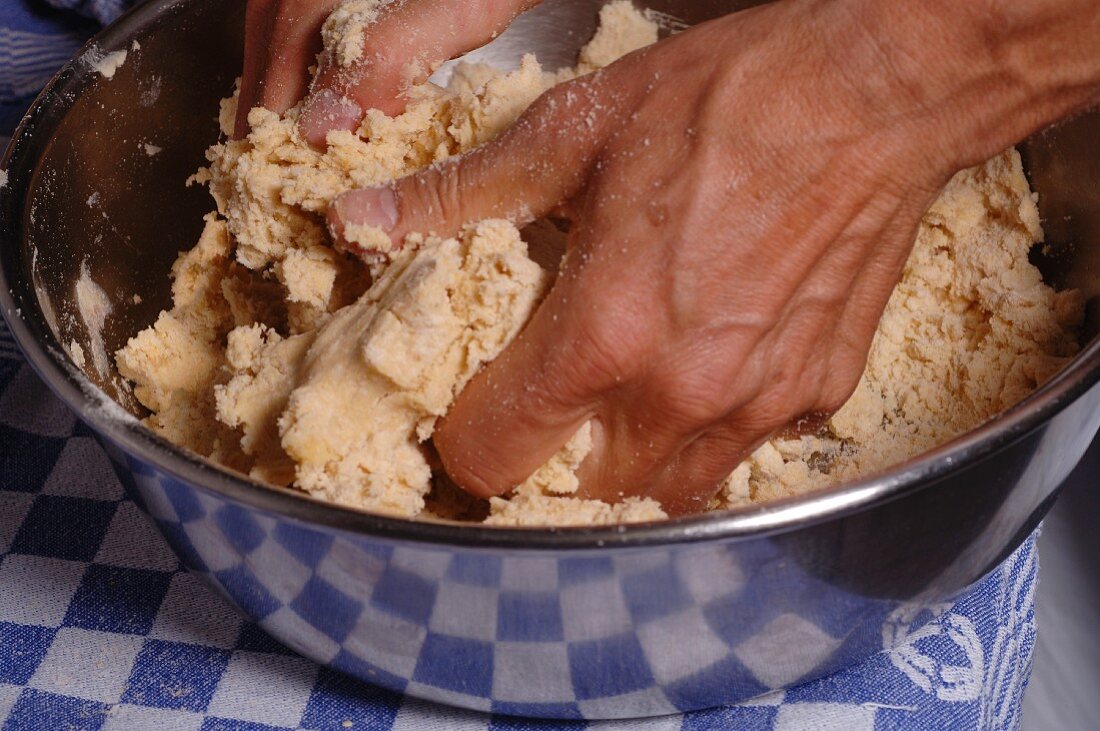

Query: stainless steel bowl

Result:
[3,0,1100,719]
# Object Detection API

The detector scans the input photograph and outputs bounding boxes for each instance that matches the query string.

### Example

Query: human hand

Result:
[319,0,1100,515]
[235,0,537,142]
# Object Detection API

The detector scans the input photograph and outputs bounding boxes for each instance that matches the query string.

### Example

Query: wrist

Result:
[839,0,1100,173]
[941,0,1100,109]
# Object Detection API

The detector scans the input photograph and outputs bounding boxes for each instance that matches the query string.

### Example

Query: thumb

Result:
[327,77,609,255]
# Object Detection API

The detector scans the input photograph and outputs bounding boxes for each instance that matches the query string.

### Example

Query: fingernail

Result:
[298,89,361,148]
[340,187,399,230]
[330,187,400,253]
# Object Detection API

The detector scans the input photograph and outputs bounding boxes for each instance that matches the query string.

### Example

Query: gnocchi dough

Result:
[117,1,1079,525]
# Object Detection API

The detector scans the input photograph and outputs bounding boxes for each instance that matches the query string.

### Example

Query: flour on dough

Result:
[69,340,86,370]
[320,0,388,68]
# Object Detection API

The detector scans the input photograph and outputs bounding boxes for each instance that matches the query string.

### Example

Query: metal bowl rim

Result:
[2,0,1098,551]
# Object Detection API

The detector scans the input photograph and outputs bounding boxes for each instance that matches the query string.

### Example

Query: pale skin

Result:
[237,0,1100,515]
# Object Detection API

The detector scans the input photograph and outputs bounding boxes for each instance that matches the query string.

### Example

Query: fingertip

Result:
[659,490,716,518]
[432,318,597,502]
[345,83,409,118]
[231,115,248,141]
[433,417,516,499]
[328,187,400,254]
[338,187,399,230]
[298,88,363,148]
[232,83,257,141]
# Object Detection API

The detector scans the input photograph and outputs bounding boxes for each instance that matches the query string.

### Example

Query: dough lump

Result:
[119,1,665,524]
[117,0,1080,526]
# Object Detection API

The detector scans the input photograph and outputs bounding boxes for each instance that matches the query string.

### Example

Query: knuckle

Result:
[557,308,650,397]
[744,369,815,435]
[530,81,577,119]
[272,0,304,26]
[438,163,468,224]
[647,366,730,426]
[513,89,569,147]
[440,453,500,500]
[766,357,811,402]
[754,362,853,431]
[816,361,864,415]
[742,392,799,437]
[526,79,599,144]
[403,165,465,230]
[817,379,858,416]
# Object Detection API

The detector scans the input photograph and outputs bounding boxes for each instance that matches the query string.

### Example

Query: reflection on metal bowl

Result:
[1,0,1099,719]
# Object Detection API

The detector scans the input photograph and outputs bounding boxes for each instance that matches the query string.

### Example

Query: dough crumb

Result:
[69,340,86,369]
[579,1,660,70]
[486,423,668,526]
[320,0,388,68]
[143,144,162,156]
[343,222,394,254]
[92,49,128,79]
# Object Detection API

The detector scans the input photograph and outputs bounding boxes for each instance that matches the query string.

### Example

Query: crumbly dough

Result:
[69,341,86,370]
[321,0,387,68]
[119,1,665,524]
[215,220,553,517]
[718,150,1082,508]
[91,49,128,79]
[484,423,668,526]
[117,0,1079,526]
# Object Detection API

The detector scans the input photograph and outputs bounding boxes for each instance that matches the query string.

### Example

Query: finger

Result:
[235,0,344,139]
[793,187,934,423]
[646,424,768,516]
[299,0,541,147]
[571,400,699,511]
[236,0,276,139]
[438,198,721,505]
[641,213,921,514]
[327,75,611,255]
[432,281,599,499]
[618,256,867,514]
[567,337,748,515]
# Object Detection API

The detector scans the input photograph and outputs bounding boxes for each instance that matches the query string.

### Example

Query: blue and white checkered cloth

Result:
[0,2,1040,728]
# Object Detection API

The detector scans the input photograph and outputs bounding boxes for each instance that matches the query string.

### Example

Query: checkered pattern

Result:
[1,1,1043,728]
[0,283,1042,731]
[122,435,1042,725]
